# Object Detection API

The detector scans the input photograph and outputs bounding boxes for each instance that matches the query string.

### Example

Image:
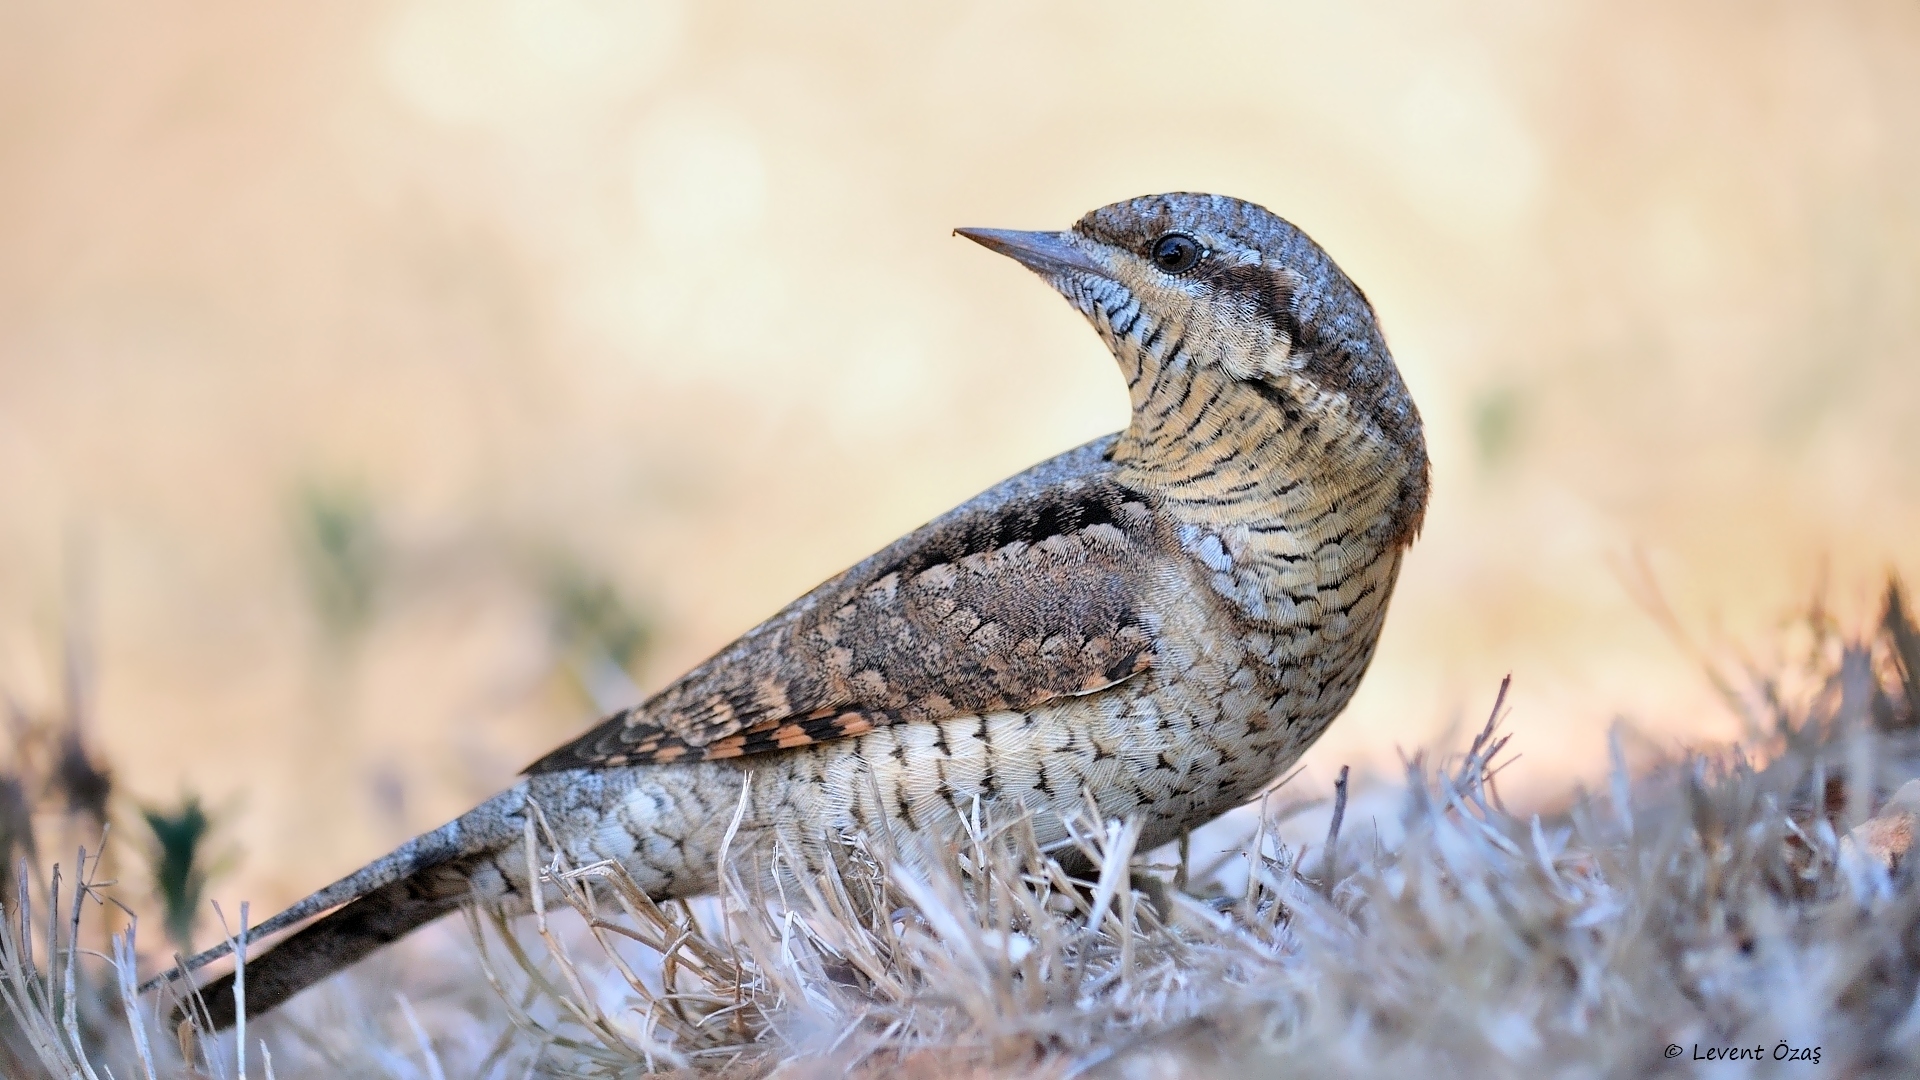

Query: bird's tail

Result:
[142,783,531,1031]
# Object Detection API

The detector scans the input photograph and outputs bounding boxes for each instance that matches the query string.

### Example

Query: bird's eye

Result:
[1150,233,1204,274]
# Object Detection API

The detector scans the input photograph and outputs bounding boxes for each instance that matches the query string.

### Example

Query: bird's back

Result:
[527,433,1168,773]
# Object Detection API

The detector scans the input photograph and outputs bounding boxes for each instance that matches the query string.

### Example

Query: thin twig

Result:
[1321,765,1350,897]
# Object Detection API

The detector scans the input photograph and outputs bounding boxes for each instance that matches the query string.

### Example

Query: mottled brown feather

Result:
[526,451,1167,772]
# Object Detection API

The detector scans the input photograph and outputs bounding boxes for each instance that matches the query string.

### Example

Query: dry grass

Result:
[5,591,1920,1078]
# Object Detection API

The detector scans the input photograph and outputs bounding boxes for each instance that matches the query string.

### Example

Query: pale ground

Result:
[0,0,1917,920]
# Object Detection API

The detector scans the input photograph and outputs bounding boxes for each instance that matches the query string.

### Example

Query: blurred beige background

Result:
[2,0,1917,910]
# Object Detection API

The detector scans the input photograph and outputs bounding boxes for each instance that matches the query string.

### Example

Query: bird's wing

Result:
[526,436,1167,772]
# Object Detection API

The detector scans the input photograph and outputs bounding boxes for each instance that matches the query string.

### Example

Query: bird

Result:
[152,192,1430,1029]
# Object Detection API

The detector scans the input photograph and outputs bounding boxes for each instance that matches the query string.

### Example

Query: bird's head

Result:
[959,192,1428,543]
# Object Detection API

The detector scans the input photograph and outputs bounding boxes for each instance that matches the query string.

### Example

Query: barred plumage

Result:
[153,192,1429,1029]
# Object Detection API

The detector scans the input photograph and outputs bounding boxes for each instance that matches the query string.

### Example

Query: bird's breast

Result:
[1125,467,1408,797]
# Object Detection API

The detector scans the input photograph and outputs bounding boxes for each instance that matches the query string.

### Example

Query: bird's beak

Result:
[954,228,1112,281]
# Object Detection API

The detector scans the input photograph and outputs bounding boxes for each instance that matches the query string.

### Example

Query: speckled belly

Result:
[472,606,1378,907]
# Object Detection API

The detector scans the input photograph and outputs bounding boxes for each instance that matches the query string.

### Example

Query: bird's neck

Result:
[1108,346,1425,594]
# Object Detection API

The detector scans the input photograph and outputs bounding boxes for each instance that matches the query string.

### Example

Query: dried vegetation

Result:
[5,585,1920,1078]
